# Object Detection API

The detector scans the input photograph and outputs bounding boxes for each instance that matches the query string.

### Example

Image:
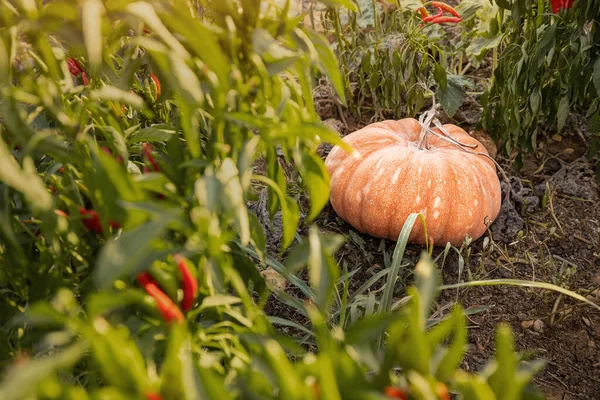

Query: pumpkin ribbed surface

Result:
[324,118,502,246]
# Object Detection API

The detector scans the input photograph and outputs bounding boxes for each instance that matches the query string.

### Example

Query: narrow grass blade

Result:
[378,213,424,316]
[439,279,600,311]
[269,316,315,337]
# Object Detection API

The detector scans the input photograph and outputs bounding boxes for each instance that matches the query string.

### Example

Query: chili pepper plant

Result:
[320,0,487,122]
[480,0,600,162]
[0,0,548,399]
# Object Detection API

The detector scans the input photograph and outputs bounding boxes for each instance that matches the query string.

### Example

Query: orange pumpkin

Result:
[324,118,501,246]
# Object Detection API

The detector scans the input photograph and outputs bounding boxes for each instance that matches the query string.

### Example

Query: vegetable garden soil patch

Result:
[257,108,600,398]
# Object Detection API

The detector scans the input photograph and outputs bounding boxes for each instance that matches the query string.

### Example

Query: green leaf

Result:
[0,342,87,400]
[86,320,150,395]
[529,87,541,114]
[86,290,159,319]
[248,212,266,261]
[198,295,242,311]
[344,313,398,345]
[431,307,467,381]
[300,152,330,222]
[0,144,53,216]
[133,172,174,196]
[160,8,230,85]
[454,372,497,400]
[238,243,314,301]
[488,324,521,400]
[218,159,250,245]
[320,0,358,12]
[81,0,104,73]
[268,316,315,337]
[378,213,424,317]
[94,217,172,289]
[231,252,267,295]
[438,75,472,118]
[594,57,600,96]
[398,0,425,10]
[126,2,190,58]
[466,34,503,61]
[588,112,600,135]
[308,225,340,309]
[396,287,431,375]
[284,233,345,274]
[308,30,346,104]
[252,174,299,250]
[414,253,439,326]
[297,122,354,154]
[90,86,147,110]
[0,31,10,84]
[128,125,177,143]
[160,324,233,400]
[434,64,447,91]
[556,96,570,132]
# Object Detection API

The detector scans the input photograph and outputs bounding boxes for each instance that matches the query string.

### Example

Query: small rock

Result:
[316,119,344,159]
[323,118,347,136]
[476,341,485,352]
[563,148,575,155]
[521,320,535,329]
[586,290,600,302]
[533,319,545,333]
[261,268,287,292]
[313,83,337,120]
[470,130,498,159]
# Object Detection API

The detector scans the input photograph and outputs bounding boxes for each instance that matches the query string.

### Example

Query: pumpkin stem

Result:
[417,99,438,150]
[416,97,512,205]
[417,98,478,150]
[422,123,512,203]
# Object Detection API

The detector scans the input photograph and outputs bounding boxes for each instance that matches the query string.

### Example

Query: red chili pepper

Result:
[67,58,82,76]
[423,7,443,22]
[137,272,185,324]
[550,0,574,12]
[429,16,462,23]
[417,7,428,19]
[101,146,112,157]
[142,143,160,172]
[58,167,64,174]
[434,382,450,400]
[101,146,124,164]
[429,1,460,18]
[174,254,198,311]
[67,58,89,86]
[384,386,408,400]
[78,207,120,233]
[145,394,162,400]
[150,73,161,99]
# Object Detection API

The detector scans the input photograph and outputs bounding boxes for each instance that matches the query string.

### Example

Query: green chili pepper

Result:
[147,261,180,304]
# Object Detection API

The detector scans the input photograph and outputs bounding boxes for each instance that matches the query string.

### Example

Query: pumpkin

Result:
[324,117,502,246]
